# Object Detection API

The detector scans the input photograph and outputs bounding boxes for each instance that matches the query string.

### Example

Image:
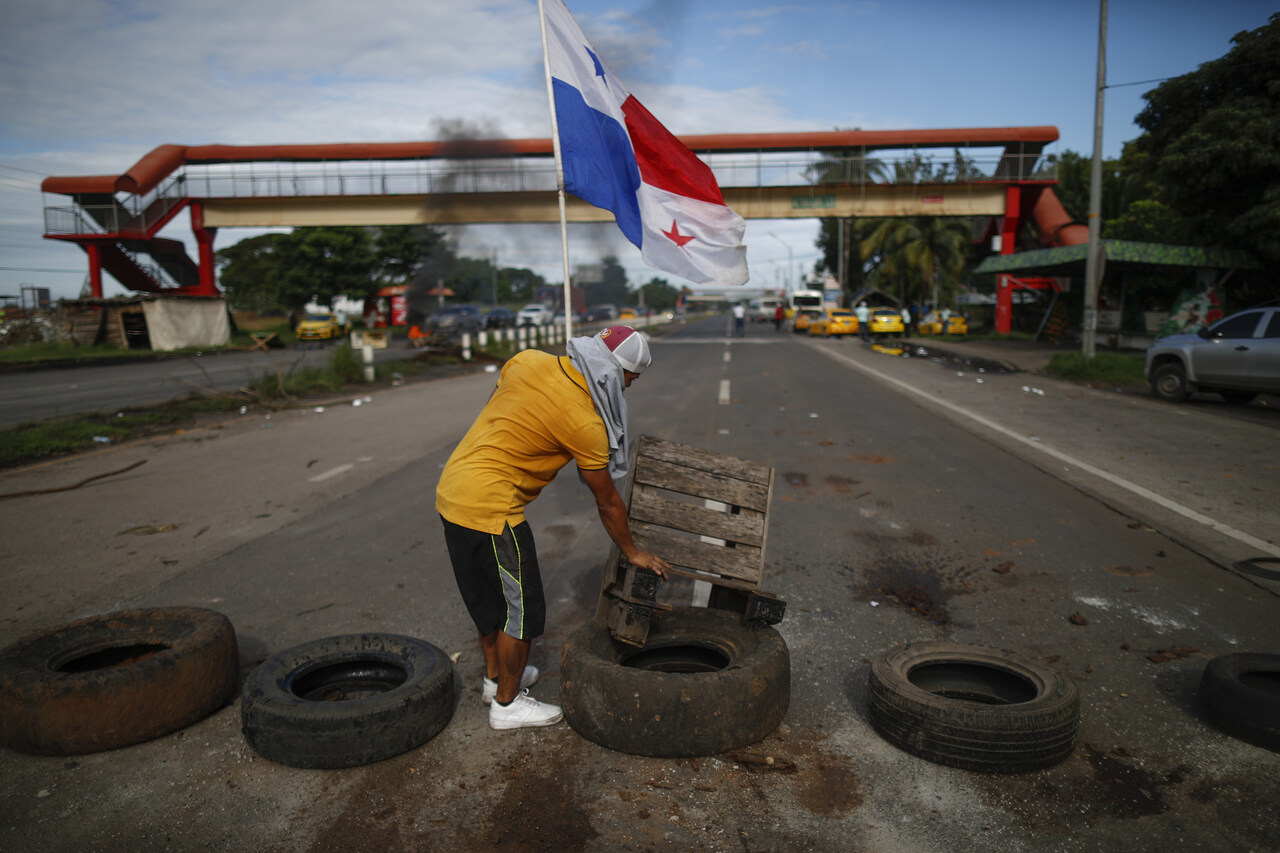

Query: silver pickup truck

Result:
[1145,305,1280,403]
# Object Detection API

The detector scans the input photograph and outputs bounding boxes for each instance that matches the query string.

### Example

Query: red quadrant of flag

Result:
[621,96,725,206]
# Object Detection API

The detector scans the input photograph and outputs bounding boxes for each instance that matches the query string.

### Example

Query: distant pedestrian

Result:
[901,305,913,337]
[774,303,785,332]
[855,302,870,341]
[732,303,746,337]
[941,307,952,334]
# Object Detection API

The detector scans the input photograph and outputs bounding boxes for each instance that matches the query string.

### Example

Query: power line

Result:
[0,163,47,177]
[1106,57,1275,90]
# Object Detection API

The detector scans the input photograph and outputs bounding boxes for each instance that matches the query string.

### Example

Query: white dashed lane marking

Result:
[309,464,354,483]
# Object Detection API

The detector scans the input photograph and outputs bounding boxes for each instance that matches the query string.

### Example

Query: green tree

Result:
[374,225,444,288]
[216,232,293,313]
[635,277,680,311]
[446,256,500,304]
[283,227,378,309]
[816,217,878,300]
[860,217,972,309]
[1045,148,1153,238]
[585,256,630,307]
[501,267,544,303]
[805,152,888,186]
[1132,12,1280,267]
[216,226,378,313]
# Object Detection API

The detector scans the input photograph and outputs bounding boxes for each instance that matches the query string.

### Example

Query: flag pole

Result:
[538,0,575,343]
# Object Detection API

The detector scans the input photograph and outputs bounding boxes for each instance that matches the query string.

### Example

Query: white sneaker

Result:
[489,689,564,730]
[482,666,539,704]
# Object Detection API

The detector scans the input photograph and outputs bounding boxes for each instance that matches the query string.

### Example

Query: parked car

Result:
[428,304,484,336]
[584,304,616,322]
[618,307,638,320]
[792,310,821,334]
[868,308,905,337]
[918,311,968,335]
[485,306,516,329]
[295,312,348,341]
[517,303,554,326]
[807,309,859,337]
[1144,305,1280,404]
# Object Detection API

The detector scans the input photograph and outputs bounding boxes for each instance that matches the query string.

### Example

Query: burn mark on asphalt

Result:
[1105,564,1154,577]
[852,545,978,623]
[477,751,598,851]
[847,454,893,464]
[972,745,1190,829]
[824,475,860,493]
[723,728,864,818]
[877,580,950,624]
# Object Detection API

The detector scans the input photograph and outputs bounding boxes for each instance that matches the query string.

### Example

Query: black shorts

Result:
[440,516,545,641]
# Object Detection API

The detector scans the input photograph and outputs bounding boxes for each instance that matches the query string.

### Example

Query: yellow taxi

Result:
[295,312,349,341]
[868,308,905,337]
[618,307,638,320]
[807,309,859,337]
[918,311,968,336]
[792,310,822,334]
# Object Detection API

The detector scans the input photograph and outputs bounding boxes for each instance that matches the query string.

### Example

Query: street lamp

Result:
[768,231,793,294]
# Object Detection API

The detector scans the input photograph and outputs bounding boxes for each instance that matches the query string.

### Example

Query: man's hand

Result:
[581,467,672,582]
[625,548,671,580]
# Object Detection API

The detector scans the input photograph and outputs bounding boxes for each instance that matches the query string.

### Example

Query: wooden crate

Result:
[595,435,785,646]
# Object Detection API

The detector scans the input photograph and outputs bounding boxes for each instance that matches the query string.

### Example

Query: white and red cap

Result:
[599,325,651,374]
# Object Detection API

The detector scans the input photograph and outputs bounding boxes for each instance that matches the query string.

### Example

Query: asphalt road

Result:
[0,340,417,429]
[0,314,1276,852]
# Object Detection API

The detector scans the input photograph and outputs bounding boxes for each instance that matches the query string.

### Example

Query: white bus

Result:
[788,289,824,317]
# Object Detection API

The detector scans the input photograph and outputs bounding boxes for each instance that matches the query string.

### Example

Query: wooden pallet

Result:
[595,435,786,646]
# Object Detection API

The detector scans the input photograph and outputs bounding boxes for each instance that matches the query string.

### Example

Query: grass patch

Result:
[0,399,244,469]
[0,342,174,364]
[2,342,497,469]
[1044,351,1146,386]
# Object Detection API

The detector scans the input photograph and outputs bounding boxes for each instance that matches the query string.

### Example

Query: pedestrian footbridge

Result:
[41,127,1082,298]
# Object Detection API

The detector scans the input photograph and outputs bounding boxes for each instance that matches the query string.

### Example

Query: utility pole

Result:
[768,231,793,294]
[1083,0,1108,359]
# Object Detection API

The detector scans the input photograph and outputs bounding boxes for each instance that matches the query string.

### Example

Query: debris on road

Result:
[1147,646,1201,663]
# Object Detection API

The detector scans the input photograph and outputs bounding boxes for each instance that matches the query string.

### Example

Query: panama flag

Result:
[542,0,749,287]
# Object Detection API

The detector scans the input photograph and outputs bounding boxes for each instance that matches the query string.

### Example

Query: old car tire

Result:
[560,607,790,758]
[868,641,1080,773]
[0,607,239,755]
[240,633,454,769]
[1151,362,1190,402]
[1200,653,1280,752]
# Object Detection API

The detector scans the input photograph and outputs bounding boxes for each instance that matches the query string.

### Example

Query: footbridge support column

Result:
[191,203,220,297]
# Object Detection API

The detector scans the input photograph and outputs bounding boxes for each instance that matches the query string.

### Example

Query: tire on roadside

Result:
[240,633,454,769]
[0,607,239,755]
[868,640,1080,773]
[559,606,790,758]
[1200,652,1280,752]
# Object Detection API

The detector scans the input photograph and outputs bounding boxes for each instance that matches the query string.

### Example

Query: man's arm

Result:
[580,467,671,579]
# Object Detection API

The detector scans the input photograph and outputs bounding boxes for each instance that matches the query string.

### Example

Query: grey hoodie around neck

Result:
[566,334,630,480]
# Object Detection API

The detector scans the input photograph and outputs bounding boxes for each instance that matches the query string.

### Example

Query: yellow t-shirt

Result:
[435,351,609,533]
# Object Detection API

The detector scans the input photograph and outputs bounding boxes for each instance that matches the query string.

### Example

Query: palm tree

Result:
[806,152,888,186]
[861,217,972,311]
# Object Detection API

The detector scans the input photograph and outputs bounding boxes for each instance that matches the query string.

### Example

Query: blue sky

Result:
[0,0,1272,302]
